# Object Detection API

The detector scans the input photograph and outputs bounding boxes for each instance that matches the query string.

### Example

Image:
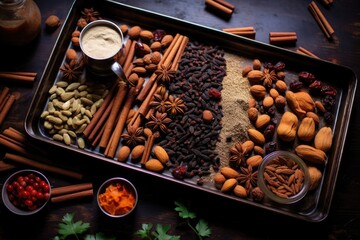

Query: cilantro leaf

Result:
[84,232,116,240]
[195,219,211,238]
[57,213,90,240]
[174,201,196,219]
[153,224,180,240]
[135,223,153,238]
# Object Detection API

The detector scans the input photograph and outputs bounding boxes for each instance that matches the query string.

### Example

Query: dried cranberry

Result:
[266,107,276,117]
[324,112,334,124]
[273,61,286,72]
[172,165,188,179]
[135,42,147,57]
[264,124,275,141]
[322,95,336,110]
[263,62,274,70]
[289,80,303,92]
[321,85,337,97]
[153,29,166,42]
[265,141,277,154]
[298,71,316,85]
[208,88,221,100]
[309,80,323,94]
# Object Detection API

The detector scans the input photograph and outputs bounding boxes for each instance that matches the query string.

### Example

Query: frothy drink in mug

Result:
[81,25,122,59]
[79,20,124,76]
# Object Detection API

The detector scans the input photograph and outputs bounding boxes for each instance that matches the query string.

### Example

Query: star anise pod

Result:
[229,142,245,167]
[59,60,83,82]
[121,127,145,147]
[237,165,258,192]
[145,112,172,133]
[262,68,277,88]
[154,64,176,84]
[150,93,168,113]
[81,7,100,23]
[164,95,186,115]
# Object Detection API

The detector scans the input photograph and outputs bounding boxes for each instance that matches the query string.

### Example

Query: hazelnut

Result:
[252,59,262,70]
[120,24,128,35]
[45,15,61,32]
[242,65,252,77]
[128,26,142,39]
[202,110,213,123]
[66,49,77,61]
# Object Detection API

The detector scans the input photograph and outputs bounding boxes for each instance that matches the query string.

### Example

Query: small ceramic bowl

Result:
[2,169,51,215]
[257,151,310,204]
[97,177,138,218]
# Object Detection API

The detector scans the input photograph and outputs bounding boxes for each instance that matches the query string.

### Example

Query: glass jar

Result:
[257,151,310,204]
[0,0,41,46]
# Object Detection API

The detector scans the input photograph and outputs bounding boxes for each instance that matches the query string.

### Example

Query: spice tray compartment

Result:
[24,0,357,222]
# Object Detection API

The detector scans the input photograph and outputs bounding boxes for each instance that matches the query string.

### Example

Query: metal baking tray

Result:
[24,0,357,222]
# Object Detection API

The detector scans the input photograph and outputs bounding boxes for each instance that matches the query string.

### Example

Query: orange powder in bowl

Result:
[98,183,136,216]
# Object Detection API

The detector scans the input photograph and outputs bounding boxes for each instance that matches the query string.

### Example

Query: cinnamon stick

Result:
[0,86,10,108]
[99,83,128,149]
[0,160,16,172]
[213,0,235,10]
[223,27,256,39]
[51,183,93,197]
[205,0,234,18]
[297,47,320,59]
[3,152,83,180]
[0,72,36,83]
[118,39,133,66]
[0,94,15,125]
[171,36,189,71]
[308,1,334,39]
[51,189,93,203]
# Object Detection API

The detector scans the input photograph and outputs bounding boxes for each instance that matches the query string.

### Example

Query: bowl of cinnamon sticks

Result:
[97,177,138,218]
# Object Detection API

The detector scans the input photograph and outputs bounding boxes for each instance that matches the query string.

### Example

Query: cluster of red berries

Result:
[6,172,50,211]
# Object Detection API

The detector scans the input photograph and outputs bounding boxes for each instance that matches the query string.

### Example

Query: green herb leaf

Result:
[174,201,196,219]
[84,232,116,240]
[153,224,180,240]
[57,213,90,239]
[135,223,153,238]
[195,219,211,238]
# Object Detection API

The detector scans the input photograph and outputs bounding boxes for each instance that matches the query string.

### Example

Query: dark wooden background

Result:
[0,0,359,239]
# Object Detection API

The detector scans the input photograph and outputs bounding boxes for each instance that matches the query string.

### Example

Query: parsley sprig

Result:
[135,201,211,240]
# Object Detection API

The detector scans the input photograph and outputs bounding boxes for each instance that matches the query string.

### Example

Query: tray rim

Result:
[24,0,358,222]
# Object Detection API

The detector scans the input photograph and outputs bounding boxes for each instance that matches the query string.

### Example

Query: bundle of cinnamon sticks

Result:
[51,183,93,203]
[0,127,84,180]
[269,32,297,45]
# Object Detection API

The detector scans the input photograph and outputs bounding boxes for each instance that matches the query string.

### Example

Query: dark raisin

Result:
[265,141,277,154]
[172,165,188,179]
[324,112,334,124]
[321,85,337,97]
[289,80,303,92]
[322,95,336,110]
[153,29,166,41]
[264,124,275,141]
[309,80,323,94]
[273,61,286,71]
[298,71,316,85]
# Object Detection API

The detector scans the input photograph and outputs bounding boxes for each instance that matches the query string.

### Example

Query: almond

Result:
[117,145,130,162]
[233,185,247,198]
[253,146,264,156]
[242,140,255,155]
[153,145,169,164]
[150,41,162,51]
[131,145,145,160]
[220,166,240,178]
[252,59,262,70]
[247,107,258,122]
[145,159,164,172]
[161,35,173,48]
[247,70,264,85]
[275,80,287,93]
[263,96,274,109]
[249,85,266,99]
[247,128,265,146]
[242,65,252,77]
[221,178,237,192]
[214,173,226,189]
[308,166,322,190]
[255,114,270,129]
[246,155,263,168]
[128,25,142,39]
[140,30,154,42]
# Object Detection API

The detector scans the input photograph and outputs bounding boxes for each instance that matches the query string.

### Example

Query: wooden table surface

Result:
[0,0,359,239]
